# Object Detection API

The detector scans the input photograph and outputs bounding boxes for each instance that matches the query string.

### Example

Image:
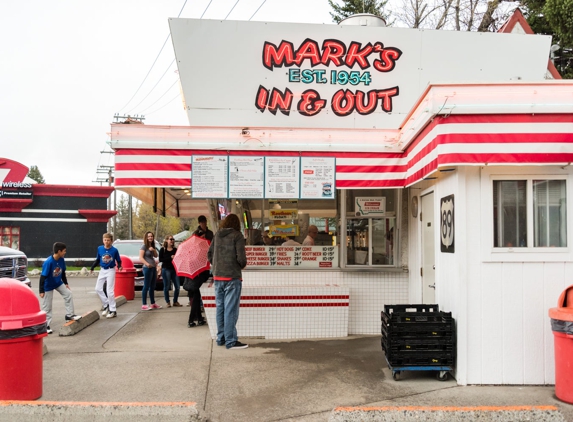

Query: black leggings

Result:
[188,271,209,323]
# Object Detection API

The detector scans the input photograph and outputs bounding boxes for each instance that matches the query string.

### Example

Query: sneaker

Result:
[188,322,196,328]
[227,341,249,350]
[100,304,107,311]
[150,303,162,310]
[65,314,82,321]
[166,302,171,308]
[142,305,151,311]
[173,302,182,307]
[106,311,117,319]
[186,302,191,307]
[197,320,207,326]
[47,326,53,334]
[216,337,226,346]
[101,306,109,316]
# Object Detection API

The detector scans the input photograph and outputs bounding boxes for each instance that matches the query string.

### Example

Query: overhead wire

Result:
[145,92,182,116]
[225,0,241,19]
[140,78,180,113]
[249,0,267,20]
[117,0,189,113]
[127,59,176,114]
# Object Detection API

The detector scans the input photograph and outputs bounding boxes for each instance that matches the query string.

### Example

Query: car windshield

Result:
[114,242,143,256]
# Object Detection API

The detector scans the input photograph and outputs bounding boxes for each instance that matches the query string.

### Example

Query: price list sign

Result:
[265,157,300,199]
[245,246,338,268]
[229,156,264,198]
[300,157,335,199]
[191,155,228,198]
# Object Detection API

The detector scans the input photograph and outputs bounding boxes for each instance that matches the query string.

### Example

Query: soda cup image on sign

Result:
[322,182,332,197]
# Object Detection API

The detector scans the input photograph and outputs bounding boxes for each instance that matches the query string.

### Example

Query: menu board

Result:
[245,245,338,268]
[191,155,228,198]
[300,157,336,199]
[228,156,264,198]
[265,157,300,199]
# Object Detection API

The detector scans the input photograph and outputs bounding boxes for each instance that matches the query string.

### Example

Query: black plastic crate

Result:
[384,304,439,315]
[386,351,455,367]
[385,337,454,350]
[383,322,454,334]
[382,312,453,325]
[383,326,454,338]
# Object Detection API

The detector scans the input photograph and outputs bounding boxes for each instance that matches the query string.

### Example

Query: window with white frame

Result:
[493,179,567,248]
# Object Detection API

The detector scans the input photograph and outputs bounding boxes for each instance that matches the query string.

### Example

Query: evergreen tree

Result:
[27,165,45,184]
[113,195,131,240]
[329,0,390,24]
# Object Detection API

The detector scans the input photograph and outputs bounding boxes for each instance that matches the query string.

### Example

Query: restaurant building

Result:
[0,157,116,259]
[109,14,573,385]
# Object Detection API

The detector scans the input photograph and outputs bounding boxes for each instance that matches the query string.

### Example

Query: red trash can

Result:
[549,284,573,404]
[0,278,47,400]
[115,255,136,301]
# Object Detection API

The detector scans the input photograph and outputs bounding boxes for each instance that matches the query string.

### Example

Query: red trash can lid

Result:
[548,284,573,322]
[120,255,135,270]
[0,278,46,330]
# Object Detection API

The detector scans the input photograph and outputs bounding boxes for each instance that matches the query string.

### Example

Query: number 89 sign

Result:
[440,195,455,253]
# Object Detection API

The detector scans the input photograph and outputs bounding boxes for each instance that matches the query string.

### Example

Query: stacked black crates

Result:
[381,304,455,368]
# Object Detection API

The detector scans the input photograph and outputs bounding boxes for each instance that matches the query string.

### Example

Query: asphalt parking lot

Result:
[5,276,572,421]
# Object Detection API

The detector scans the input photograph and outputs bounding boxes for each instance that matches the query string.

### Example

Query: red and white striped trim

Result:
[201,294,349,308]
[113,114,573,189]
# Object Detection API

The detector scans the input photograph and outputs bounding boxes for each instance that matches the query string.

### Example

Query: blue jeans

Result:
[142,266,157,305]
[214,279,242,348]
[162,268,180,303]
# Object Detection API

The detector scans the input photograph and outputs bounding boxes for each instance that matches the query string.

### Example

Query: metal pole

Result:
[128,195,133,239]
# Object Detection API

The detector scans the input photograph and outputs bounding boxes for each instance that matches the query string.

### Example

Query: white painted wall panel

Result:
[522,264,545,384]
[480,263,504,384]
[501,263,524,384]
[543,263,566,383]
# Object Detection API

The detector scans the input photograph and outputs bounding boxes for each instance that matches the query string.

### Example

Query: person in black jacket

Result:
[160,235,181,307]
[186,215,214,307]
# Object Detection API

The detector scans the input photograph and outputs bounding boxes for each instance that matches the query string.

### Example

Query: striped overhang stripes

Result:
[114,114,573,189]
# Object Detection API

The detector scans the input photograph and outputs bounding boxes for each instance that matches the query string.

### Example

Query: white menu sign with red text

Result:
[245,245,338,268]
[300,157,335,199]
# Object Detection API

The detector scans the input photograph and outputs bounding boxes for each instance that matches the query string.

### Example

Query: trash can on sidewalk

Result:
[549,284,573,404]
[115,255,136,300]
[0,278,47,400]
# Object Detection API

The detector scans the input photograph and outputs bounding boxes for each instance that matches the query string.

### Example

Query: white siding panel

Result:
[543,263,566,383]
[501,263,524,384]
[522,264,546,384]
[481,263,504,384]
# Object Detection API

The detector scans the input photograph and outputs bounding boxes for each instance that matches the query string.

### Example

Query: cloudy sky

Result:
[1,0,334,185]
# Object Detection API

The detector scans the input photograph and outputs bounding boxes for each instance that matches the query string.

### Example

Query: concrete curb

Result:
[328,405,565,421]
[42,343,48,356]
[58,311,99,337]
[116,295,127,307]
[0,401,206,422]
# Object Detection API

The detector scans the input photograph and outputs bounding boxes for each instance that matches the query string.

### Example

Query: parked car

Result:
[0,246,31,287]
[112,239,163,291]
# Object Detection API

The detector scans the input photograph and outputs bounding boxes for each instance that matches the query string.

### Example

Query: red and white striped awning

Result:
[111,82,573,190]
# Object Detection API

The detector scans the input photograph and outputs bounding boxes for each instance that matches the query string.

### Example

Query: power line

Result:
[200,0,213,18]
[145,92,182,116]
[117,0,189,113]
[250,0,267,20]
[225,0,241,19]
[127,59,176,114]
[140,78,180,113]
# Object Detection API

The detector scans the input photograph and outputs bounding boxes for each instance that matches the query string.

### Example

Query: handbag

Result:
[182,277,194,292]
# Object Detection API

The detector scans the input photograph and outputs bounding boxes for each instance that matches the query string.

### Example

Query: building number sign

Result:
[440,194,454,253]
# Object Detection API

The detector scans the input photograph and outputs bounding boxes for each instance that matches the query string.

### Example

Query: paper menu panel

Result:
[265,157,300,198]
[300,157,335,199]
[229,156,264,198]
[191,155,228,198]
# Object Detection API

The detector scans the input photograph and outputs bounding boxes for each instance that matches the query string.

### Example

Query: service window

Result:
[344,189,398,267]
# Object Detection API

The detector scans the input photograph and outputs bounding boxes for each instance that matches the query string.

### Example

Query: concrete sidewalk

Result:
[2,277,573,421]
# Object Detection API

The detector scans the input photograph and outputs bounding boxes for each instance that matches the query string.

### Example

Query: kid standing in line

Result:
[39,242,82,334]
[90,233,123,318]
